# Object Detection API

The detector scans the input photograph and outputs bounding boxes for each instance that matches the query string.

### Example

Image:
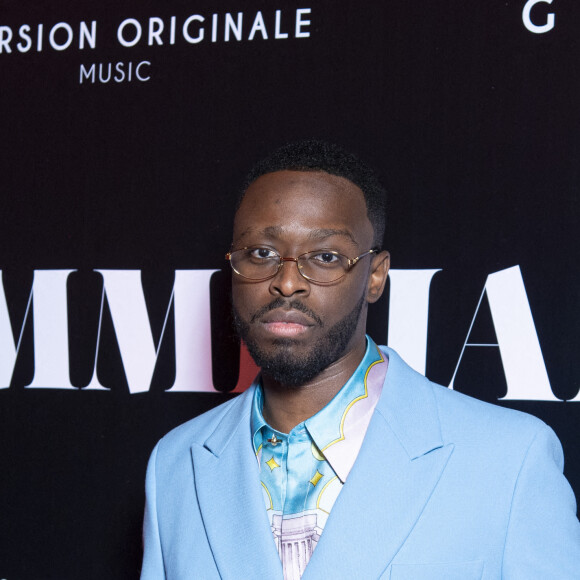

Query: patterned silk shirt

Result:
[251,336,389,580]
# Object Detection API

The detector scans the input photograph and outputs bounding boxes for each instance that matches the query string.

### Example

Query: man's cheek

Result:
[232,293,258,323]
[231,287,247,313]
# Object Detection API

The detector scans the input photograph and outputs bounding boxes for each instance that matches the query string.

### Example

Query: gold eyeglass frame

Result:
[225,247,379,284]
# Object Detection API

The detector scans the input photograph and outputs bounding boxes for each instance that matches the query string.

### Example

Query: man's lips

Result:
[258,309,316,336]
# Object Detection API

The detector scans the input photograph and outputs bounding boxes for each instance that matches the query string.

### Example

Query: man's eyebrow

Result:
[235,225,283,241]
[307,228,359,246]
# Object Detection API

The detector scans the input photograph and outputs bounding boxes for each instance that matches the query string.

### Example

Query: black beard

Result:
[232,293,366,388]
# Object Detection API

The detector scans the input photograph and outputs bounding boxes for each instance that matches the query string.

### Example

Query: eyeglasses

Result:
[225,246,379,284]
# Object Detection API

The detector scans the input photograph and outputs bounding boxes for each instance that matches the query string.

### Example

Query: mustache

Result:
[249,298,323,327]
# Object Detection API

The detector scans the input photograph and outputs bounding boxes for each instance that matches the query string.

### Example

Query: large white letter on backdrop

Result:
[86,269,218,394]
[0,270,19,388]
[0,270,77,389]
[449,265,558,401]
[26,270,77,389]
[167,270,217,393]
[522,0,555,34]
[387,269,441,375]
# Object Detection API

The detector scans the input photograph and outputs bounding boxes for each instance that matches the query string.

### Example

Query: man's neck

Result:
[260,337,367,434]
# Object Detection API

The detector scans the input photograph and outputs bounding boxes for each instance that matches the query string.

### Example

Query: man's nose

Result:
[269,258,310,297]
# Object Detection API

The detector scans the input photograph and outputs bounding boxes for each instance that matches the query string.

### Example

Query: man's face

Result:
[231,170,385,386]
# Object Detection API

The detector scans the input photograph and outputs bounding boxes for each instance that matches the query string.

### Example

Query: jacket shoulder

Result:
[156,387,254,456]
[431,380,552,445]
[378,345,556,452]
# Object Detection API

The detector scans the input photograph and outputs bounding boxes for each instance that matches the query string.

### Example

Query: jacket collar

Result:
[375,346,444,459]
[192,386,284,578]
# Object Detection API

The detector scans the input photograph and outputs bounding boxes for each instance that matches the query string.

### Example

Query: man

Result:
[141,140,580,579]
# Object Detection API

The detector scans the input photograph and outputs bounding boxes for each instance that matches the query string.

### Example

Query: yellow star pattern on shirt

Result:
[309,470,323,487]
[266,456,280,471]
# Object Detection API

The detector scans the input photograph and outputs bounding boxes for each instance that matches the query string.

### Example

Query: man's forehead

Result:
[237,170,366,215]
[233,170,373,247]
[235,225,360,246]
[245,169,360,194]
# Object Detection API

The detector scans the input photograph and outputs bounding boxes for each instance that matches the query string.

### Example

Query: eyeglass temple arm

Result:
[348,248,379,267]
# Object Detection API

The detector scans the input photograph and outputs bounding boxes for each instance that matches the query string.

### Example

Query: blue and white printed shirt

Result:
[251,336,389,580]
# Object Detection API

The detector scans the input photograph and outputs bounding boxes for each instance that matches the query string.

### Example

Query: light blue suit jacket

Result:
[141,347,580,579]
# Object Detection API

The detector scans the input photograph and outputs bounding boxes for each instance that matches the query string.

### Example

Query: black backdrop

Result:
[1,1,579,577]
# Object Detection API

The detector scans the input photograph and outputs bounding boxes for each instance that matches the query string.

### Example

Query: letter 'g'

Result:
[523,0,555,34]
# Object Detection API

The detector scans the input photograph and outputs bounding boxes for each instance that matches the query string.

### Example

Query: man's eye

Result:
[249,248,277,259]
[311,252,338,264]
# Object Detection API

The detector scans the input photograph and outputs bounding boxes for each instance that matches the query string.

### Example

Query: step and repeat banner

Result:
[1,1,578,577]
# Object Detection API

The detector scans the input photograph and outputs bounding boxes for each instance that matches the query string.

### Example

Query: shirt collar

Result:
[251,385,267,461]
[251,336,388,482]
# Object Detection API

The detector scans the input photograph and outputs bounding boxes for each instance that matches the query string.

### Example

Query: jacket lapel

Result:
[303,348,454,578]
[190,386,283,579]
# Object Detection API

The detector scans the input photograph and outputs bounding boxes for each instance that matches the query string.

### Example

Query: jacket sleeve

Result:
[502,423,580,578]
[140,442,166,580]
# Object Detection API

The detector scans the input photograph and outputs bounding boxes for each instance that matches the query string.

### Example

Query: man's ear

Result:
[366,251,390,303]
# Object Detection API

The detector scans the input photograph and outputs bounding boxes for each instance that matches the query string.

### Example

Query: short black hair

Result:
[240,139,386,247]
